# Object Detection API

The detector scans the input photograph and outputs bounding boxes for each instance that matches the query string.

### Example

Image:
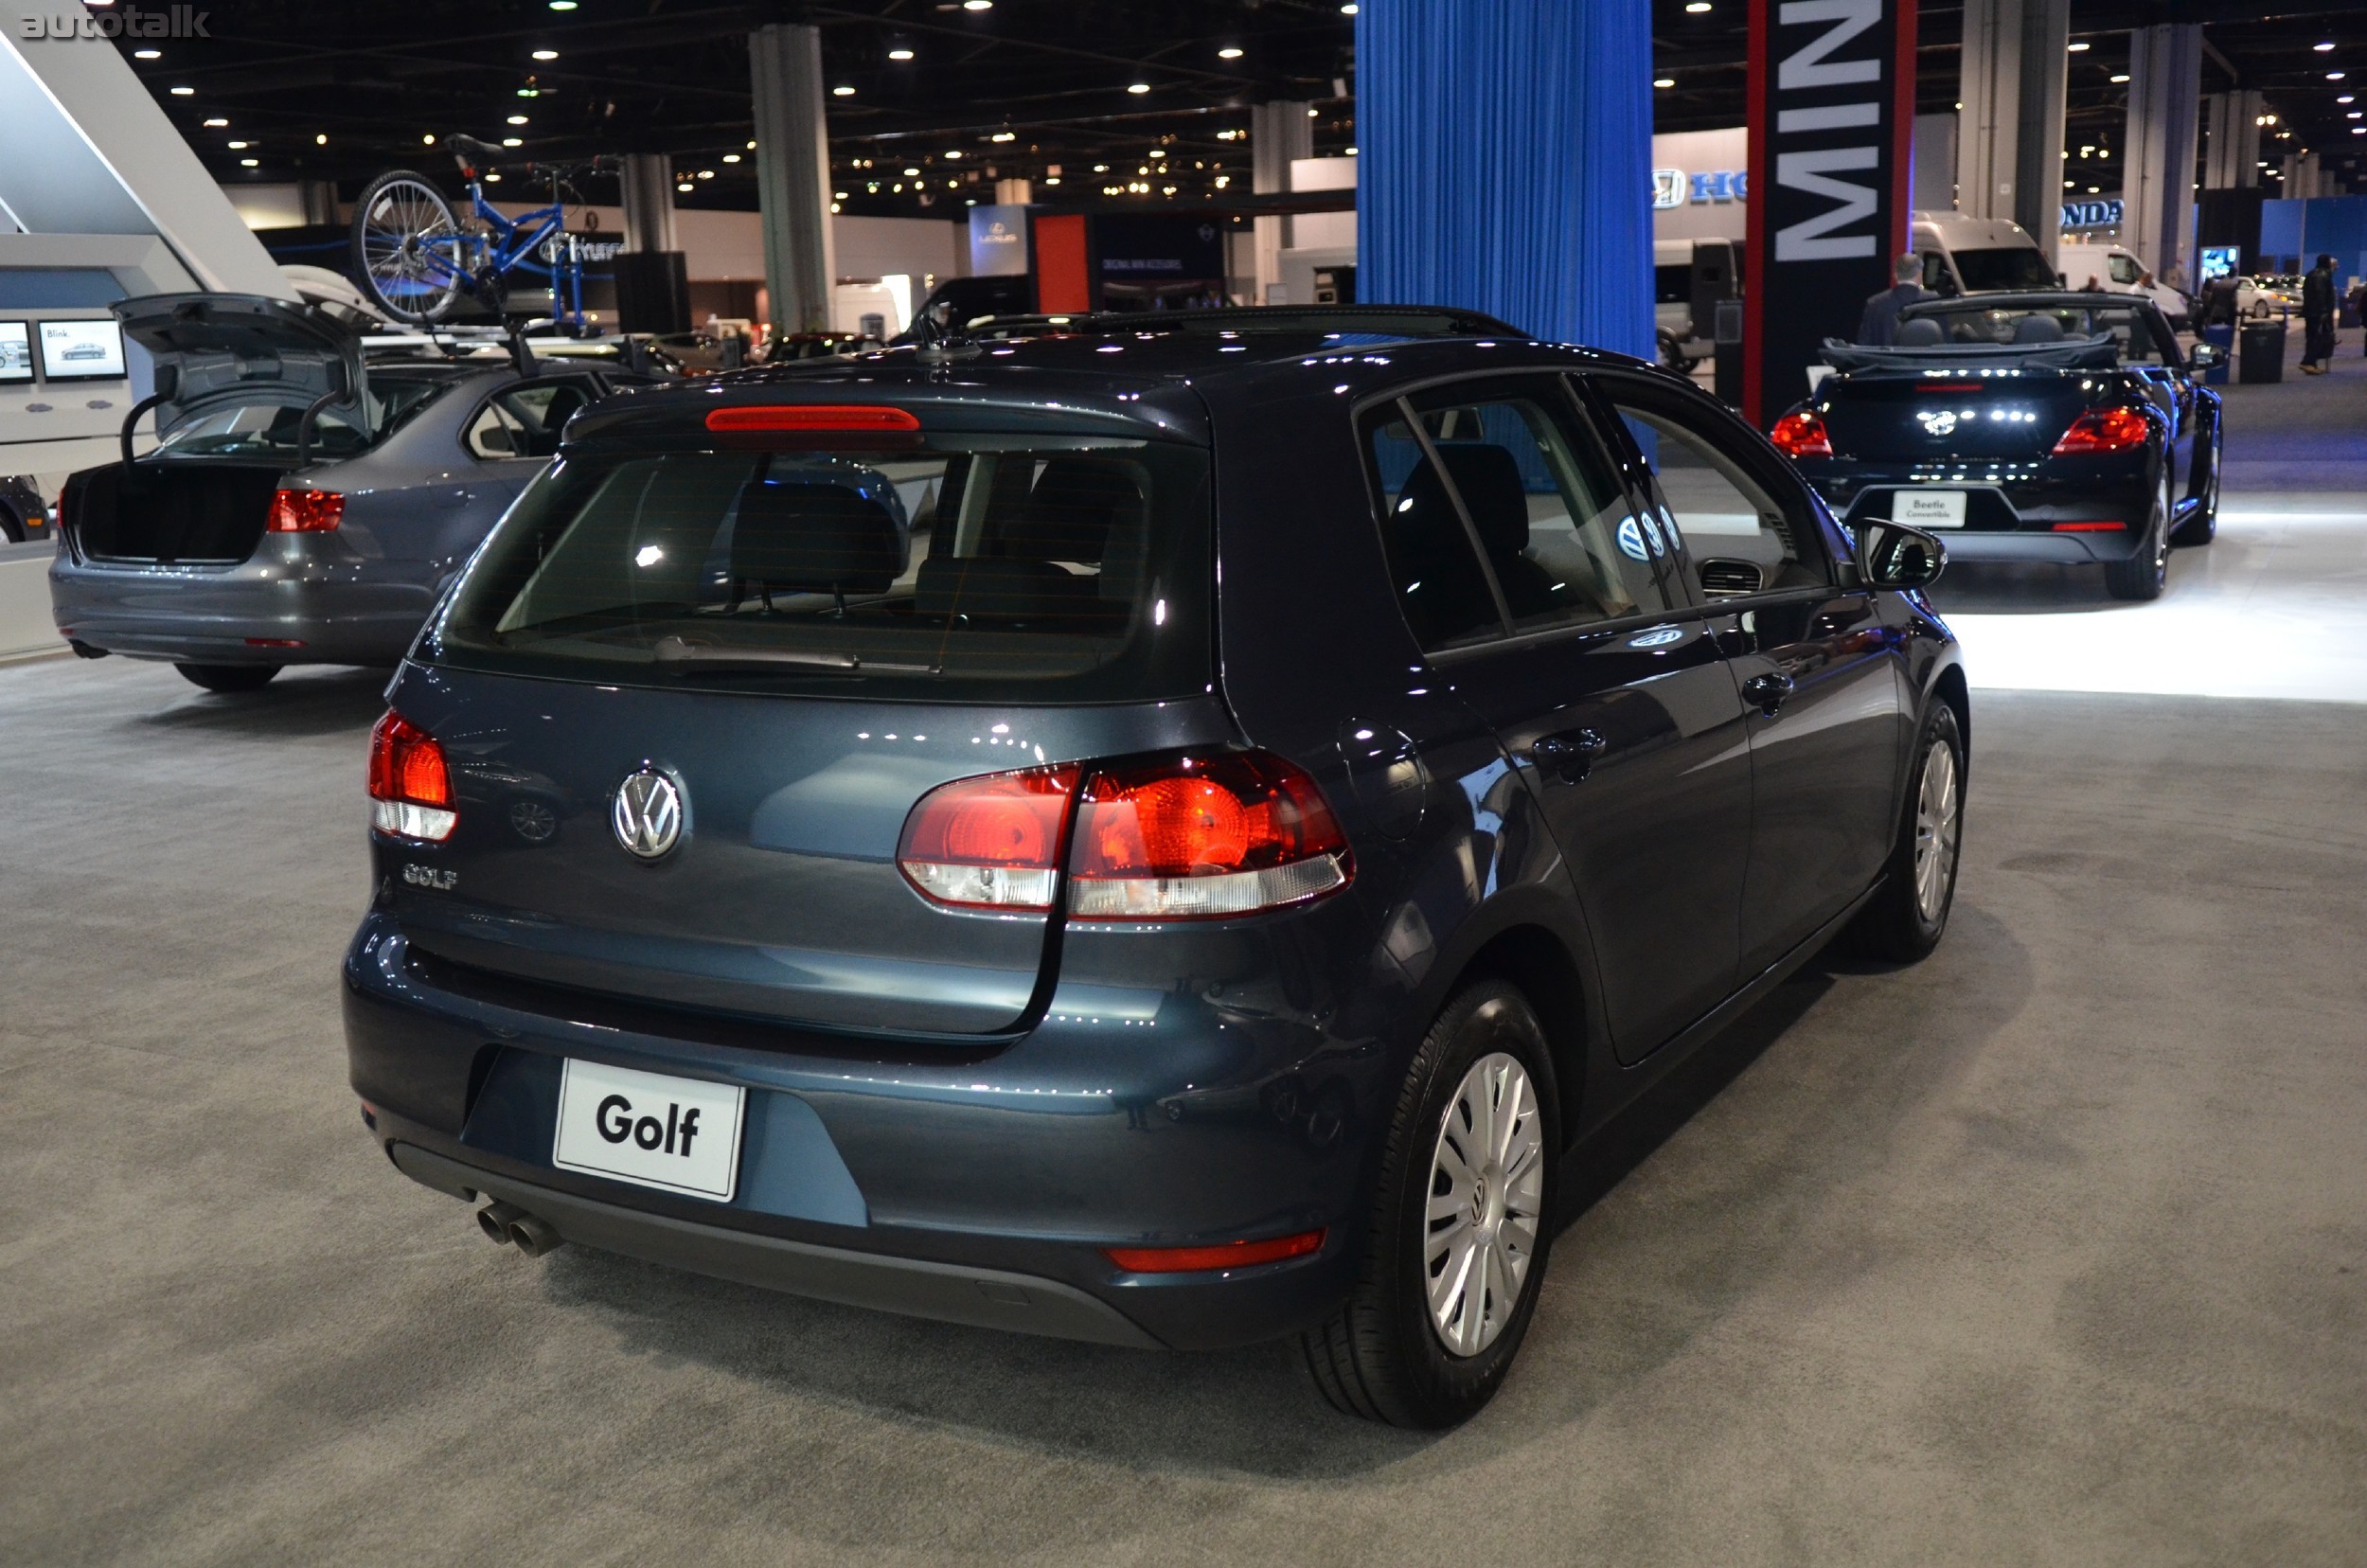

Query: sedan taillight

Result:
[896,750,1353,921]
[369,712,455,842]
[2050,406,2150,455]
[269,489,346,532]
[1769,411,1833,457]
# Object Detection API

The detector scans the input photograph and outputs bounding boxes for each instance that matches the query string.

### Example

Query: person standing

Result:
[1859,254,1935,346]
[2299,253,2338,374]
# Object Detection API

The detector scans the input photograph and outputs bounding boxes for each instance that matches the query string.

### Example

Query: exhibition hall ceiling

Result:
[106,0,2367,214]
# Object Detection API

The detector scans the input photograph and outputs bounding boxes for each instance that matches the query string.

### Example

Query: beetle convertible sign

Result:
[1742,0,1919,425]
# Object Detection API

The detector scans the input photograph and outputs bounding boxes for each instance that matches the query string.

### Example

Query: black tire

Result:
[1657,329,1686,371]
[2103,460,2172,601]
[0,506,24,544]
[1302,979,1558,1429]
[2170,421,2221,547]
[351,170,464,325]
[175,662,281,693]
[1845,701,1965,963]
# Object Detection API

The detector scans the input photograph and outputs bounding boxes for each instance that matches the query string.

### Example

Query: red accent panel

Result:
[1744,0,1769,428]
[1034,214,1093,314]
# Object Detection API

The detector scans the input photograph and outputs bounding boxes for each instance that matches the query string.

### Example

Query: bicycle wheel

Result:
[351,170,465,325]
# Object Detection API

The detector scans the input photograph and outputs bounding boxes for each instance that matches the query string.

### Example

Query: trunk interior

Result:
[67,461,286,564]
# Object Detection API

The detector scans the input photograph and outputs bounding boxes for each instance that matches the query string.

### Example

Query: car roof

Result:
[560,327,1655,452]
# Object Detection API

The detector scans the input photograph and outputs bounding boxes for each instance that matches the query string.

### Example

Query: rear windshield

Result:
[153,375,449,461]
[429,437,1213,702]
[1951,246,2059,293]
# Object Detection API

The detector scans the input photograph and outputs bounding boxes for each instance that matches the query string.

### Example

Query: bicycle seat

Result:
[447,134,507,170]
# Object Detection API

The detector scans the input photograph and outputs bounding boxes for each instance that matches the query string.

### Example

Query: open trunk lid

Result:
[115,292,370,430]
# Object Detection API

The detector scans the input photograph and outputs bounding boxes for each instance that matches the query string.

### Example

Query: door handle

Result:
[1741,670,1795,716]
[1529,727,1608,784]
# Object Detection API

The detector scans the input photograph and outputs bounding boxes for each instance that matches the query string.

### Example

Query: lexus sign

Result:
[1743,0,1918,425]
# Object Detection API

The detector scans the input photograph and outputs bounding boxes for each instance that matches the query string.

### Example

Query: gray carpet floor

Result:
[4,350,2364,1564]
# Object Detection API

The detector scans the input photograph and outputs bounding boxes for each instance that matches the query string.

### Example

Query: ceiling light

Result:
[1653,77,1676,88]
[1219,45,1242,59]
[835,190,848,199]
[507,115,529,124]
[2315,42,2336,52]
[833,84,856,96]
[1685,1,1711,10]
[889,48,915,61]
[532,49,559,61]
[240,158,258,167]
[963,0,992,9]
[903,167,920,175]
[226,140,248,150]
[677,182,692,192]
[1341,3,1359,12]
[698,169,714,178]
[2110,73,2130,83]
[723,152,741,162]
[2342,96,2357,104]
[747,140,756,149]
[133,47,160,59]
[169,85,193,96]
[204,116,227,127]
[1127,82,1150,94]
[2331,72,2349,81]
[946,149,962,159]
[550,1,578,9]
[423,134,437,145]
[990,130,1015,142]
[1092,164,1108,172]
[2068,41,2090,52]
[503,137,523,147]
[1044,176,1059,186]
[315,134,327,146]
[1149,147,1166,157]
[517,87,539,97]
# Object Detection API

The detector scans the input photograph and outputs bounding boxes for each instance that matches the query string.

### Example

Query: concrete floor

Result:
[5,359,2365,1565]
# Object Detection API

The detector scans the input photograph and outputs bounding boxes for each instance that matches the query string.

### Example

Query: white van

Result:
[1911,210,2057,296]
[2056,241,2193,326]
[1653,238,1738,367]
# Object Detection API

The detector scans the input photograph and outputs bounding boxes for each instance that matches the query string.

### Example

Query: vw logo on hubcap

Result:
[612,769,684,860]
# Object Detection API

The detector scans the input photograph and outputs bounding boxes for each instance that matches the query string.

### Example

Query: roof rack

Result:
[928,304,1524,347]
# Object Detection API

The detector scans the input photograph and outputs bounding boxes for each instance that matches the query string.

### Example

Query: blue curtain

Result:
[1358,0,1653,361]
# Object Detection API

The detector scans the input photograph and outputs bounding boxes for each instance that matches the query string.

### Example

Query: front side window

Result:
[465,379,597,460]
[1604,382,1828,600]
[433,437,1211,703]
[1363,377,1673,650]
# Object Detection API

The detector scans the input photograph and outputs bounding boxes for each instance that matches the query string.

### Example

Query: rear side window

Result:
[1362,376,1673,650]
[431,437,1211,703]
[152,376,448,460]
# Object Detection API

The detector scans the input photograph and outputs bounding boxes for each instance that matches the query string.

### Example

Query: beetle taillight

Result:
[895,751,1353,920]
[1769,411,1833,457]
[2051,406,2150,455]
[269,489,346,532]
[369,712,454,842]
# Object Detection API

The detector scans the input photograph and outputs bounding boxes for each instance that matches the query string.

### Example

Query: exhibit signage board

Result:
[968,205,1030,277]
[1742,0,1919,424]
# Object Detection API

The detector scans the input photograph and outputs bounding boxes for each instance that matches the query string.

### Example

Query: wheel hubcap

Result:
[1913,739,1961,924]
[1424,1051,1545,1359]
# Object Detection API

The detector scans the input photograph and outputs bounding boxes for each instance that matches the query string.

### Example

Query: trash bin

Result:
[2239,319,2287,383]
[2199,322,2234,386]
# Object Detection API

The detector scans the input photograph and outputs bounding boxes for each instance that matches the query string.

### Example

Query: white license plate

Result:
[1892,490,1968,527]
[553,1059,746,1202]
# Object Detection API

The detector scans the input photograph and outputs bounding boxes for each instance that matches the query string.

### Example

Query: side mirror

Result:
[1858,519,1946,590]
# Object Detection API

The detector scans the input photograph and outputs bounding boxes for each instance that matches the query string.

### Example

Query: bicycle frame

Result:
[417,180,584,329]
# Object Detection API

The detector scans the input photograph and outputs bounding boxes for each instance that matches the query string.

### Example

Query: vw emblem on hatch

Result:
[612,769,684,860]
[1915,409,1960,437]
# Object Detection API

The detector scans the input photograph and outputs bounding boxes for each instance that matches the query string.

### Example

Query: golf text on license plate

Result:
[1893,490,1967,527]
[553,1059,746,1202]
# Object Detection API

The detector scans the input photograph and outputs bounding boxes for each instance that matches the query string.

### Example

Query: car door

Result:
[1359,374,1754,1062]
[1596,373,1912,975]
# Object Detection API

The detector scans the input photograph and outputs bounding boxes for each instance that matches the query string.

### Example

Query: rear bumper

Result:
[49,549,434,665]
[344,910,1379,1350]
[1806,464,2155,565]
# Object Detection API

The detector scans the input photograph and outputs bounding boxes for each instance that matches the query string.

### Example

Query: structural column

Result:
[2123,24,2202,286]
[615,151,690,333]
[2202,90,2263,188]
[750,22,837,336]
[1250,100,1311,305]
[1357,0,1650,355]
[1957,0,2070,261]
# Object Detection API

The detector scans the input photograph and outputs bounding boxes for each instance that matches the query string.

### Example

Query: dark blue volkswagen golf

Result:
[347,307,1967,1427]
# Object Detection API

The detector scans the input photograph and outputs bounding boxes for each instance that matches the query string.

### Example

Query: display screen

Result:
[0,321,30,383]
[2198,246,2240,283]
[38,318,126,381]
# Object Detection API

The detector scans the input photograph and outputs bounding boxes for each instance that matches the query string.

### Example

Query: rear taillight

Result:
[896,763,1079,910]
[895,750,1353,921]
[1769,410,1833,457]
[705,405,920,433]
[269,489,345,532]
[2050,406,2150,455]
[368,712,454,842]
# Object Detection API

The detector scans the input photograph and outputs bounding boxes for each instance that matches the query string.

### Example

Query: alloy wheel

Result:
[1913,739,1962,924]
[1424,1051,1545,1358]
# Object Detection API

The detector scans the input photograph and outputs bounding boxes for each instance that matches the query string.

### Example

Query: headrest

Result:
[2011,313,2065,344]
[1398,442,1530,560]
[728,480,903,597]
[1896,317,1946,347]
[997,456,1142,563]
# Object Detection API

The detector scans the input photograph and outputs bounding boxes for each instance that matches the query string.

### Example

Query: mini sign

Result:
[1743,0,1919,425]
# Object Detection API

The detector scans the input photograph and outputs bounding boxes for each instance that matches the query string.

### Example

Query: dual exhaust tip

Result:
[476,1199,564,1257]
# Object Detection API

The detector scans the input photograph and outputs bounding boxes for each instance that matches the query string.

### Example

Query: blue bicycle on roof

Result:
[350,134,616,331]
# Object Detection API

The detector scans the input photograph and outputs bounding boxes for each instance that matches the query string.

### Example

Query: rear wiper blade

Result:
[649,636,937,674]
